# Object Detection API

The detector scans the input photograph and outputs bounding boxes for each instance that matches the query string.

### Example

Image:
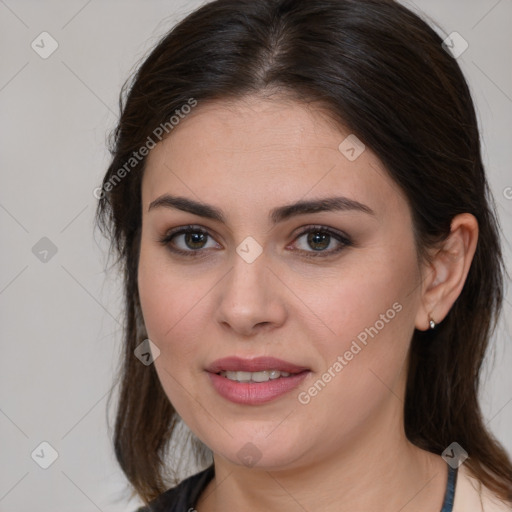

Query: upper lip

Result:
[206,356,310,374]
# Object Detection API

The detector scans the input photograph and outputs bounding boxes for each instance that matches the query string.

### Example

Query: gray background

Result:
[1,1,511,510]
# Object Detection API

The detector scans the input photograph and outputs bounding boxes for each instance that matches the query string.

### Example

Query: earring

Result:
[429,316,436,330]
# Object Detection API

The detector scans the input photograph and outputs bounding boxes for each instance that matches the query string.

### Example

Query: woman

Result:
[95,0,512,510]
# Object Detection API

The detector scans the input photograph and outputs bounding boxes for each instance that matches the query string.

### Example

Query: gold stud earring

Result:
[429,316,436,330]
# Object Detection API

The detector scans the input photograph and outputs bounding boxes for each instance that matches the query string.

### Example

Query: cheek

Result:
[137,244,214,367]
[311,254,416,347]
[304,249,418,400]
[138,245,184,347]
[137,247,209,412]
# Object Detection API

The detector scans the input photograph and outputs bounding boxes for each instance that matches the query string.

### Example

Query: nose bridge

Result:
[225,243,269,303]
[215,242,286,332]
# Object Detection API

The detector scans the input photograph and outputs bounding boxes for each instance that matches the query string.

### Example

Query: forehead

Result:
[142,96,407,218]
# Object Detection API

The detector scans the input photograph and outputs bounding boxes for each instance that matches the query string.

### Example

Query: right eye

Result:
[159,225,222,257]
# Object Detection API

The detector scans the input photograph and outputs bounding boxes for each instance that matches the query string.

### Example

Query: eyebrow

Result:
[148,194,375,224]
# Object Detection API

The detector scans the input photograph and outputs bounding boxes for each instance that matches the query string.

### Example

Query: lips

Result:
[206,356,309,374]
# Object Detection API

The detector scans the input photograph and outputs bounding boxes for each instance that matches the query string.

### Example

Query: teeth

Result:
[219,370,292,382]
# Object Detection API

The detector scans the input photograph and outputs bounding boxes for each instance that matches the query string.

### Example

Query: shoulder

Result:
[453,464,512,512]
[133,464,215,512]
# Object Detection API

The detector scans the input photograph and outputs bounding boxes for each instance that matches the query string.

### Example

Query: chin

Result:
[211,434,305,470]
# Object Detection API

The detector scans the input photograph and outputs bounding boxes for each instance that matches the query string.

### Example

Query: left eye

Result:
[290,226,352,257]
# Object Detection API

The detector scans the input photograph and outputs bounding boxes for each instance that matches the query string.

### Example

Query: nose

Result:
[214,249,287,336]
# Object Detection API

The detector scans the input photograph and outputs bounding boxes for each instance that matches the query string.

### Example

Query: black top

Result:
[135,463,458,512]
[135,465,215,512]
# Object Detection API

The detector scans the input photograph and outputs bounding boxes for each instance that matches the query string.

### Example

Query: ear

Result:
[415,213,479,331]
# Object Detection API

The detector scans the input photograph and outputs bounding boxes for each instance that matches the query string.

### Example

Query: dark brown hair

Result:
[95,0,512,504]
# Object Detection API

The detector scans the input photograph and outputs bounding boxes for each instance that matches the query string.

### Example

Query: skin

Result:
[137,94,478,512]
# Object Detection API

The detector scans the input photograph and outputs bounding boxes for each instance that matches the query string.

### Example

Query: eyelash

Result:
[159,224,353,259]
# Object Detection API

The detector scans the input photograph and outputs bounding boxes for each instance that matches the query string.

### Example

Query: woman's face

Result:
[138,95,425,470]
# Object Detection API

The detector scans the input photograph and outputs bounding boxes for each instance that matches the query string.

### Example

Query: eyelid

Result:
[291,224,351,244]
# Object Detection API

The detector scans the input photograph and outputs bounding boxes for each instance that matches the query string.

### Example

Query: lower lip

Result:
[207,371,310,405]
